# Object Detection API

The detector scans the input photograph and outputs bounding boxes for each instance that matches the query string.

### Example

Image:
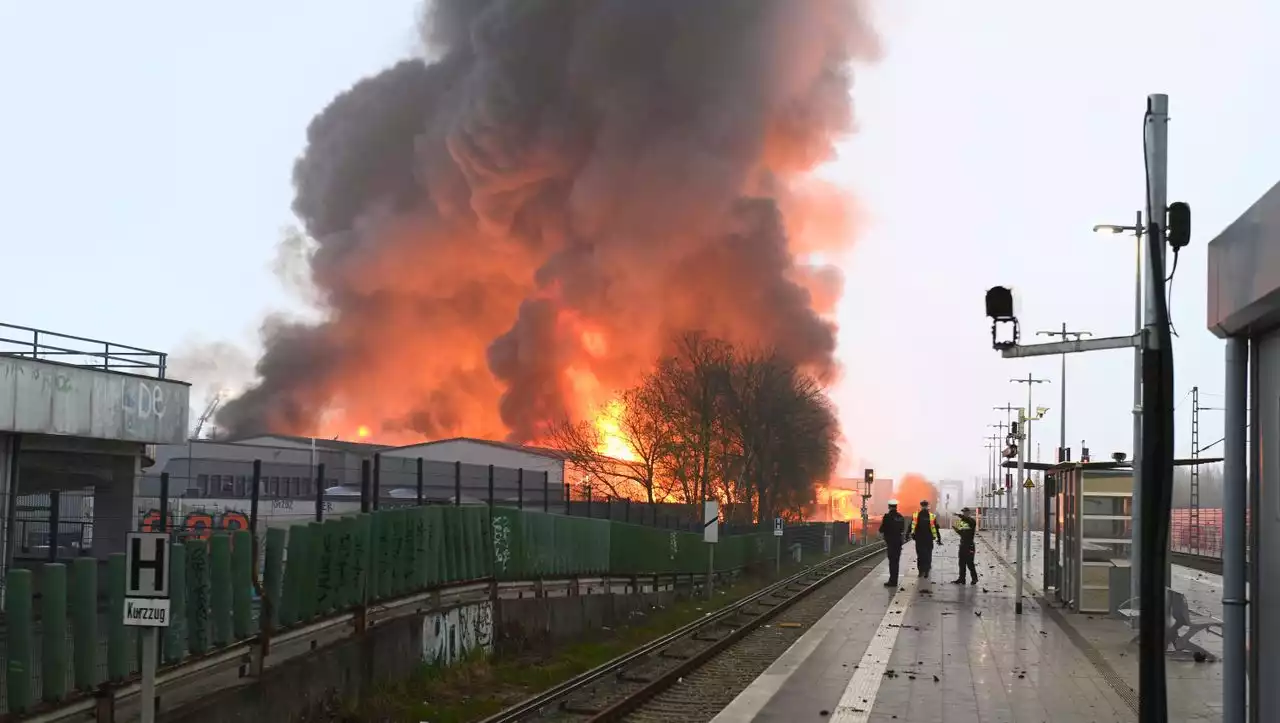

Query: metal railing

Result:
[0,322,167,378]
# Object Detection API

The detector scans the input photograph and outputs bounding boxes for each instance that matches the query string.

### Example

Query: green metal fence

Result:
[1,506,837,715]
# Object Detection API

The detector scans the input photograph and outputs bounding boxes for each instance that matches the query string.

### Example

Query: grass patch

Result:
[337,550,848,722]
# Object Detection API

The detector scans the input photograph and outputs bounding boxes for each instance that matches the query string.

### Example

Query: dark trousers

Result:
[915,538,934,575]
[887,544,902,583]
[957,543,978,582]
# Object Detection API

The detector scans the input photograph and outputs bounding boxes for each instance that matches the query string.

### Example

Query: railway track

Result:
[481,542,886,723]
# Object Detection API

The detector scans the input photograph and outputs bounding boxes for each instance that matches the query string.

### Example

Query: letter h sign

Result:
[125,532,170,598]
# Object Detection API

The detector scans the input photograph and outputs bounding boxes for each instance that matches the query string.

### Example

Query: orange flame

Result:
[594,399,638,461]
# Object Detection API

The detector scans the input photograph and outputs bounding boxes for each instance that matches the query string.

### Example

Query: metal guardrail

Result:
[0,323,167,378]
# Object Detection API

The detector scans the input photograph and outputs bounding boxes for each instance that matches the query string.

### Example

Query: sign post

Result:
[862,469,875,545]
[773,516,784,575]
[125,532,171,723]
[703,500,719,600]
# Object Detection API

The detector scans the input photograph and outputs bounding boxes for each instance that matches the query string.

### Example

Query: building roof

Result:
[218,434,395,454]
[392,437,572,460]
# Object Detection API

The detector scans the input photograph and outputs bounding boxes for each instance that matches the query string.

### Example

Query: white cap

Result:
[887,499,899,506]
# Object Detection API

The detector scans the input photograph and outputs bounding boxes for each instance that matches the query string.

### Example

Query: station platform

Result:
[712,532,1225,723]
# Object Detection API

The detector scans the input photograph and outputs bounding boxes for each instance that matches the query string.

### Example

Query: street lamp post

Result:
[990,423,1008,533]
[1014,405,1049,615]
[985,440,996,529]
[994,405,1019,544]
[1012,375,1049,577]
[1093,211,1145,623]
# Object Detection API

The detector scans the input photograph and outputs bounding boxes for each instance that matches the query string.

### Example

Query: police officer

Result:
[906,500,942,578]
[951,506,979,585]
[879,499,906,587]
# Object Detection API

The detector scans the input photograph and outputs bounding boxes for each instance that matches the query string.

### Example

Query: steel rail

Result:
[482,541,886,723]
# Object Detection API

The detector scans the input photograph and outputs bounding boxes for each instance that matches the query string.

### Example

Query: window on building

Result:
[234,475,246,497]
[197,474,209,496]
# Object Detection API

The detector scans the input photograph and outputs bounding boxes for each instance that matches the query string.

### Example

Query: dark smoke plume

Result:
[217,0,880,444]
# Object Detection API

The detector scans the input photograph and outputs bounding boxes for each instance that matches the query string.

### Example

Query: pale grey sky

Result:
[2,1,1276,484]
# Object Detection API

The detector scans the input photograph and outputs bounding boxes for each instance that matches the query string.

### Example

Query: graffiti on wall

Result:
[134,498,348,539]
[422,601,493,667]
[139,506,251,540]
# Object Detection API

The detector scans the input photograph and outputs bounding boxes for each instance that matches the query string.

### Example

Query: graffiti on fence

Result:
[492,516,511,574]
[422,601,493,666]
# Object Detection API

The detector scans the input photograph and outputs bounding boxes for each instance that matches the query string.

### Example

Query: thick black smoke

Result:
[217,0,879,443]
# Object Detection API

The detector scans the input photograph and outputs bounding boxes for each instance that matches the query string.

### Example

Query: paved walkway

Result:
[713,541,1154,722]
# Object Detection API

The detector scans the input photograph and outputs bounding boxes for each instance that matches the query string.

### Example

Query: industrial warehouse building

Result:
[146,434,569,505]
[22,434,696,561]
[6,436,574,555]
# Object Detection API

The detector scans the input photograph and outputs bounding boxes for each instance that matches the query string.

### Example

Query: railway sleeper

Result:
[692,632,723,642]
[659,649,692,660]
[560,702,603,715]
[618,672,653,684]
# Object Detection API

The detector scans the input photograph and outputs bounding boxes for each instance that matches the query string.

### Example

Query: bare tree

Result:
[721,348,839,523]
[547,334,839,522]
[547,384,672,504]
[648,333,734,509]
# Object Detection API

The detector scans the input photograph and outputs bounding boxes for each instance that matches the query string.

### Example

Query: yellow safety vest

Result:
[914,511,937,534]
[953,518,973,532]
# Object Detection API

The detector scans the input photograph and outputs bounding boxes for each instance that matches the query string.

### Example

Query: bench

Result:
[1115,589,1222,661]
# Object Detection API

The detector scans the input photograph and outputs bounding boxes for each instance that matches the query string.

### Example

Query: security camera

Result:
[1111,452,1127,463]
[985,286,1020,350]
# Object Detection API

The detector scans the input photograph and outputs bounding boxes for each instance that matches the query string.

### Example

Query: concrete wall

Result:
[162,588,682,723]
[1207,180,1280,336]
[0,357,190,444]
[1253,330,1280,717]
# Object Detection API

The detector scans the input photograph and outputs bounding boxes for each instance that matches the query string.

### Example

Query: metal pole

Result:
[140,626,158,723]
[1139,91,1170,723]
[1015,409,1026,615]
[249,460,261,537]
[1223,337,1247,723]
[360,460,371,514]
[1012,375,1048,574]
[995,405,1017,543]
[314,463,326,522]
[1130,208,1145,626]
[707,545,715,600]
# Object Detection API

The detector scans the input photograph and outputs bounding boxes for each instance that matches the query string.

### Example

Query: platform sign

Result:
[703,500,719,544]
[124,533,171,723]
[124,597,171,627]
[125,532,170,599]
[773,517,784,536]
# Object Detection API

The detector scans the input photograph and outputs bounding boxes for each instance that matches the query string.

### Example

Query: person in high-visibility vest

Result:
[905,500,942,578]
[951,506,979,585]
